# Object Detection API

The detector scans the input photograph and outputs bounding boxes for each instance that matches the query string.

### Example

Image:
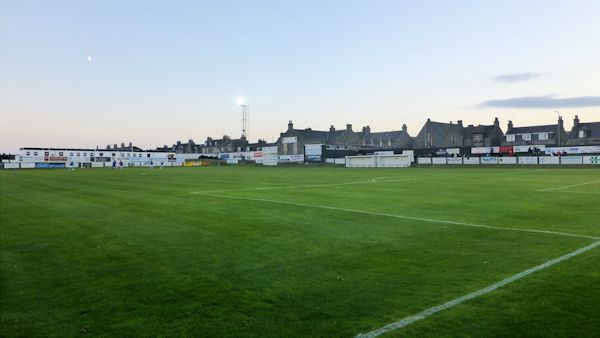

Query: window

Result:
[450,136,456,144]
[83,153,87,156]
[26,152,30,156]
[579,130,587,138]
[538,132,548,140]
[112,153,116,157]
[521,134,531,141]
[99,153,103,156]
[45,152,49,156]
[34,152,38,156]
[70,152,74,156]
[59,152,63,156]
[77,153,80,156]
[147,154,151,158]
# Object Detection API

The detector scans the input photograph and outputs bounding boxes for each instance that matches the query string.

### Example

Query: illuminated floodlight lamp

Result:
[236,97,246,106]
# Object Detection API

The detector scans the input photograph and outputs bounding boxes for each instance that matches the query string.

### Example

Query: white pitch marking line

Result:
[355,240,600,338]
[538,180,600,192]
[191,193,599,240]
[191,171,517,195]
[540,190,600,195]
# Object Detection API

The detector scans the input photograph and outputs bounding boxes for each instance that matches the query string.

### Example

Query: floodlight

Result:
[236,97,246,106]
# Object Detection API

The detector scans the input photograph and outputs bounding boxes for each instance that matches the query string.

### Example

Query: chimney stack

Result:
[346,124,352,131]
[330,125,335,132]
[402,124,407,133]
[457,120,463,127]
[574,115,580,127]
[507,120,513,130]
[494,117,499,126]
[287,120,294,132]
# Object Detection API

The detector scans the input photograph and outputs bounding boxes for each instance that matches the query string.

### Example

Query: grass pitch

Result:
[1,166,599,337]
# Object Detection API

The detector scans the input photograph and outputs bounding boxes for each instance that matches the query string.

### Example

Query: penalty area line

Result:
[538,180,600,192]
[355,240,600,337]
[191,193,600,240]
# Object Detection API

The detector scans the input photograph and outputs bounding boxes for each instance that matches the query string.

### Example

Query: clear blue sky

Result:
[1,0,599,153]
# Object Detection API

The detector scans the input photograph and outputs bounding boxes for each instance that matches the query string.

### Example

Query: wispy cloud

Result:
[478,95,600,108]
[493,73,542,83]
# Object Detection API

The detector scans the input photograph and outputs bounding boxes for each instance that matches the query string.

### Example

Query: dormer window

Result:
[506,134,515,142]
[579,130,587,138]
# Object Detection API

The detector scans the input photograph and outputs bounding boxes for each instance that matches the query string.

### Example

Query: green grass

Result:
[1,166,599,337]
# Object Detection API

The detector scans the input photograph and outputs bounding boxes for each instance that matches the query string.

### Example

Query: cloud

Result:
[478,95,600,108]
[493,73,542,83]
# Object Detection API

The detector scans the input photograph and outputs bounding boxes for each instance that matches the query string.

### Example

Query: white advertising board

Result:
[281,136,297,144]
[583,156,600,164]
[377,155,411,168]
[262,156,278,166]
[417,157,432,164]
[20,163,35,169]
[432,158,447,165]
[546,146,600,155]
[278,155,304,163]
[3,163,19,169]
[463,157,480,165]
[345,156,376,168]
[518,156,538,165]
[560,156,583,165]
[471,146,499,154]
[446,157,463,165]
[304,144,323,154]
[334,158,346,165]
[481,157,498,164]
[499,157,517,164]
[538,157,560,165]
[374,151,394,155]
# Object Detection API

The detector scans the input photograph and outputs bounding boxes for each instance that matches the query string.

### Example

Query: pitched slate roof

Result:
[506,124,558,134]
[568,122,600,139]
[425,121,465,139]
[464,125,494,135]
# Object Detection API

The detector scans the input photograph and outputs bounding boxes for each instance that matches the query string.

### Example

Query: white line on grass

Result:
[192,193,599,240]
[191,171,516,195]
[538,180,600,192]
[541,190,600,195]
[355,240,600,337]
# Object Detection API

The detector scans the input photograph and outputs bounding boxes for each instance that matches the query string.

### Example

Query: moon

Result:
[87,55,92,63]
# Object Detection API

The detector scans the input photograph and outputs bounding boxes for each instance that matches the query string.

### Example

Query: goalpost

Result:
[345,154,411,168]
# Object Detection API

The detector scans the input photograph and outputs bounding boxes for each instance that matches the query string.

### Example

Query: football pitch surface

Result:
[1,166,599,337]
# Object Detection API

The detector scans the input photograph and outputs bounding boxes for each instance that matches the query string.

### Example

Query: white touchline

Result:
[192,193,599,240]
[355,240,600,338]
[538,180,600,192]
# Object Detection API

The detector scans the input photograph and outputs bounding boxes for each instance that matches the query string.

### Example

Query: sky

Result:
[1,0,600,153]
